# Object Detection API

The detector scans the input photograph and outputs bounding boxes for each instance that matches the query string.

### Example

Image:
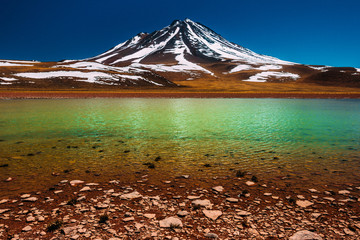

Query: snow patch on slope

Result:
[244,72,300,82]
[0,62,34,67]
[229,64,252,73]
[14,71,163,85]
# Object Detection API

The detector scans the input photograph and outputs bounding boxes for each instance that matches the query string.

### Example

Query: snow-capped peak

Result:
[89,19,293,74]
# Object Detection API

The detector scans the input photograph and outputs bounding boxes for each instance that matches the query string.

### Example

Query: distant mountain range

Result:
[1,19,359,88]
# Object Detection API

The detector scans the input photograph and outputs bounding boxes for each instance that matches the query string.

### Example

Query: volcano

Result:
[1,19,359,88]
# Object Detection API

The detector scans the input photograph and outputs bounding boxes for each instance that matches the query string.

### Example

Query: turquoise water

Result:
[0,98,359,196]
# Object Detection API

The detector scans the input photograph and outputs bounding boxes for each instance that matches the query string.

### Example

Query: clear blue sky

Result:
[1,0,359,67]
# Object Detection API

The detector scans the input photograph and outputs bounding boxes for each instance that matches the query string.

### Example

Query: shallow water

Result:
[0,98,359,197]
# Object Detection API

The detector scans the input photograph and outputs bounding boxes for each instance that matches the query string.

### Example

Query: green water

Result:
[0,98,359,196]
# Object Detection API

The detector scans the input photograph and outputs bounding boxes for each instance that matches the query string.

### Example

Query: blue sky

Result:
[1,0,359,67]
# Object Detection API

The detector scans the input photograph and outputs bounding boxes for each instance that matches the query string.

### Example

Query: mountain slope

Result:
[1,19,359,88]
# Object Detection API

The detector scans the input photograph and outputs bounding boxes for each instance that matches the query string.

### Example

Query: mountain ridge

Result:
[1,18,359,88]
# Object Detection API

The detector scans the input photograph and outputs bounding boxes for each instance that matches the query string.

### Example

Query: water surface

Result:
[0,98,359,196]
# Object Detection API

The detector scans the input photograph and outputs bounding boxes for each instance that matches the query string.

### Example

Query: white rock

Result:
[289,230,323,240]
[21,194,31,198]
[237,210,251,216]
[264,193,272,196]
[144,213,156,219]
[204,232,219,238]
[177,211,189,217]
[26,216,36,222]
[245,181,255,186]
[0,199,8,204]
[212,186,224,192]
[80,186,91,192]
[159,217,183,228]
[0,209,10,214]
[323,197,335,201]
[338,190,350,195]
[123,217,135,222]
[70,180,84,186]
[86,183,99,186]
[120,191,142,200]
[54,190,63,194]
[187,195,200,200]
[192,199,212,208]
[203,210,222,220]
[22,225,32,232]
[226,197,239,203]
[37,216,45,222]
[296,200,314,208]
[23,197,38,202]
[308,189,318,193]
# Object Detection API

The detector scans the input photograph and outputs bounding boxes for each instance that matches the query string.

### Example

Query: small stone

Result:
[159,217,183,228]
[123,217,135,222]
[309,189,318,193]
[226,197,238,203]
[187,195,201,200]
[37,216,45,222]
[245,181,255,186]
[177,211,189,217]
[120,191,142,200]
[264,193,272,196]
[192,199,212,208]
[22,226,32,232]
[237,210,251,216]
[203,210,222,220]
[339,190,350,195]
[70,234,80,240]
[0,209,10,214]
[54,190,63,194]
[212,186,224,192]
[289,230,323,240]
[204,232,219,238]
[23,197,38,202]
[144,213,156,219]
[26,216,36,222]
[323,197,335,201]
[344,228,355,235]
[80,186,91,192]
[70,180,84,186]
[21,194,31,198]
[296,200,314,208]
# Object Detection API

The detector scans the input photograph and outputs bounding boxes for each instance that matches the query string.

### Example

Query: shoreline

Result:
[1,175,359,239]
[1,91,360,99]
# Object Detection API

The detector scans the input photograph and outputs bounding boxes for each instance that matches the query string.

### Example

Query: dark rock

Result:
[0,164,9,168]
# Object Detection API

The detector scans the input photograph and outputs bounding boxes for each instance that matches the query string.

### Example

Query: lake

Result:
[0,98,359,197]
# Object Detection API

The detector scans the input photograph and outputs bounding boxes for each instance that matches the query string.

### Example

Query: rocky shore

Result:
[0,175,359,239]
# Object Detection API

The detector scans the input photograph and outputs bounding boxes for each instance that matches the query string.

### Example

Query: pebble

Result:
[177,210,189,217]
[119,191,142,200]
[22,226,32,232]
[289,230,323,240]
[144,213,156,219]
[23,197,38,202]
[203,210,222,220]
[159,217,183,228]
[237,210,251,216]
[245,181,255,186]
[80,186,91,192]
[212,186,224,192]
[226,197,238,203]
[338,190,350,195]
[192,199,212,208]
[70,180,84,186]
[296,200,314,208]
[204,232,219,238]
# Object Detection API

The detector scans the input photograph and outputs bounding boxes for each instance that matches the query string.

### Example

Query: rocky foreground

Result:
[0,175,359,239]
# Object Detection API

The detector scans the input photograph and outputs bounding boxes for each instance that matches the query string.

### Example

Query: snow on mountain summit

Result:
[90,19,292,74]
